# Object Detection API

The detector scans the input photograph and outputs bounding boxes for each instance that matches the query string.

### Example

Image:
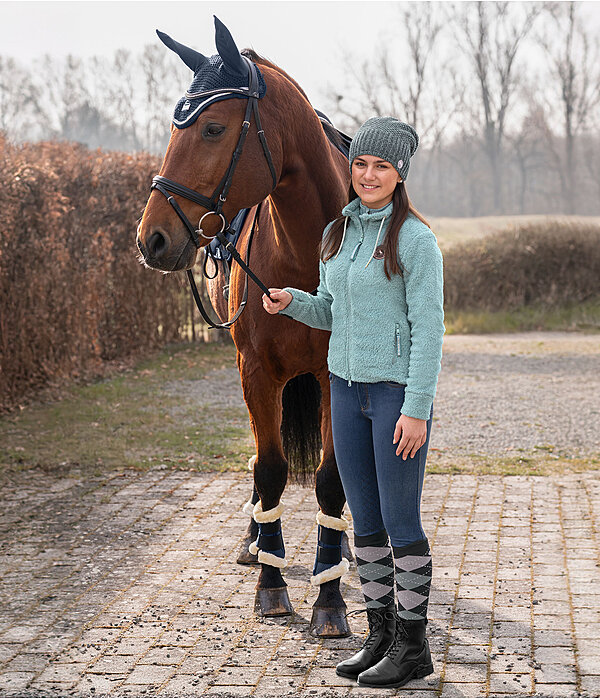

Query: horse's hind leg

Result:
[236,477,259,565]
[309,378,352,638]
[241,372,292,616]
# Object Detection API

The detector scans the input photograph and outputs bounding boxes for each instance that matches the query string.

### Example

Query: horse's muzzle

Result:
[136,229,196,272]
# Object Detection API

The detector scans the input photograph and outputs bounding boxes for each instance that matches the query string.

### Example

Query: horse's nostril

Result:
[147,231,168,258]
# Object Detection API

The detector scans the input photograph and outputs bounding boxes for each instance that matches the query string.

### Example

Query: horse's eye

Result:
[203,123,225,139]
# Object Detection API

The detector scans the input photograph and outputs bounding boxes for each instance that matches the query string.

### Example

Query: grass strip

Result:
[1,342,598,478]
[445,300,600,334]
[0,343,253,475]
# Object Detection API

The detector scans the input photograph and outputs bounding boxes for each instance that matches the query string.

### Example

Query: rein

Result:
[150,55,277,330]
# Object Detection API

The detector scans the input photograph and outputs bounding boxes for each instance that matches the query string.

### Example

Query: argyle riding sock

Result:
[355,531,396,609]
[393,538,432,621]
[356,539,433,688]
[336,530,396,680]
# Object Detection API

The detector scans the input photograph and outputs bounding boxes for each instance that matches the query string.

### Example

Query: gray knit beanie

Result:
[349,117,419,180]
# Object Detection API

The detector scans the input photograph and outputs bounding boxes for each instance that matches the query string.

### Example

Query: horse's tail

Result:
[281,373,322,485]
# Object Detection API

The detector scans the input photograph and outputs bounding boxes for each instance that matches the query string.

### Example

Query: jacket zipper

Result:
[395,323,401,358]
[346,218,364,386]
[346,277,352,386]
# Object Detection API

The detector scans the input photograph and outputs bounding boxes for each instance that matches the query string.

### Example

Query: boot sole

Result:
[335,669,359,680]
[357,662,434,688]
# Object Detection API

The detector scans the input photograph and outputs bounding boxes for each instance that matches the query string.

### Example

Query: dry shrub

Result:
[0,136,188,411]
[443,220,600,311]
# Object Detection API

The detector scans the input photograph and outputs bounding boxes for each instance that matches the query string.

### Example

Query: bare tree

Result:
[0,56,44,141]
[38,54,91,140]
[538,1,600,213]
[326,3,456,138]
[507,100,554,214]
[139,44,178,154]
[102,50,143,151]
[452,1,542,213]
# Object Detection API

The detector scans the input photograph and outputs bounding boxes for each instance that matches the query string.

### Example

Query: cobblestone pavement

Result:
[1,467,599,697]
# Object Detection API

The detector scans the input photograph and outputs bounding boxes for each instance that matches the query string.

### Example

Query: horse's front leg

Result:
[309,373,352,637]
[241,370,292,616]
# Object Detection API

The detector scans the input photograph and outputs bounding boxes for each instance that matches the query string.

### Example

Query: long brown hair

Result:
[320,182,430,279]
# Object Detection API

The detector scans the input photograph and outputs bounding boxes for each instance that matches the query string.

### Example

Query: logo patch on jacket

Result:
[373,246,385,260]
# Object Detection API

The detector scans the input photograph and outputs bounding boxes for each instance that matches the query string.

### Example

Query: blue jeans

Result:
[329,373,432,547]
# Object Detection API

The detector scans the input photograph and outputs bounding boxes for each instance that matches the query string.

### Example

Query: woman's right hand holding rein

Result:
[262,288,292,314]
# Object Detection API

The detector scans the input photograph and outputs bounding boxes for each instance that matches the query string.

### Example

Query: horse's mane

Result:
[241,48,349,157]
[241,49,310,103]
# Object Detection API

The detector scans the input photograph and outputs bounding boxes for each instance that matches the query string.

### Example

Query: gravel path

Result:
[170,332,600,459]
[434,333,600,457]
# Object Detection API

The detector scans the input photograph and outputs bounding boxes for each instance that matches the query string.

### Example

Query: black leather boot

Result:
[335,604,396,680]
[357,615,434,688]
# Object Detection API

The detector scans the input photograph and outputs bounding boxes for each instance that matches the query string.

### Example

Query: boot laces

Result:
[364,608,385,651]
[386,614,409,661]
[345,608,385,652]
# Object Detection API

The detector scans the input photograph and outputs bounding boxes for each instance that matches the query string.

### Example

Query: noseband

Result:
[150,56,277,329]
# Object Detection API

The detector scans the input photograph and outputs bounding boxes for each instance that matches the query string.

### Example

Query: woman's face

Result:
[351,154,402,209]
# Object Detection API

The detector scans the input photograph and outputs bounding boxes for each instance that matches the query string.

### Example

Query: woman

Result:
[263,116,444,689]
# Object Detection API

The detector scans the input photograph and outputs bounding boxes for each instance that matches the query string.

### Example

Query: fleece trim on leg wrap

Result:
[242,485,260,517]
[392,538,432,621]
[257,549,288,567]
[253,501,284,523]
[310,558,350,586]
[310,521,350,586]
[316,511,349,531]
[355,530,395,610]
[248,517,287,568]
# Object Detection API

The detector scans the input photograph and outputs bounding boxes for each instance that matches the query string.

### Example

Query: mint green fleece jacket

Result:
[280,197,445,420]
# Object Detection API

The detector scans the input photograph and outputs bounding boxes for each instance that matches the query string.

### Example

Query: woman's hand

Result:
[393,414,427,460]
[262,288,293,314]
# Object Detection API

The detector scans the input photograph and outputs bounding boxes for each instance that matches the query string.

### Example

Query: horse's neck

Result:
[268,135,347,283]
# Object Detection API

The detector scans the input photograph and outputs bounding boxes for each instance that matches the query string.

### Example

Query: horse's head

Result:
[137,17,282,271]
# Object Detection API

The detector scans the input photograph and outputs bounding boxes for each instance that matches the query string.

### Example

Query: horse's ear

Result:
[156,30,208,72]
[214,16,246,76]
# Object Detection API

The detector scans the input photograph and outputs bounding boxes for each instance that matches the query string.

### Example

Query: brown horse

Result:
[136,17,351,636]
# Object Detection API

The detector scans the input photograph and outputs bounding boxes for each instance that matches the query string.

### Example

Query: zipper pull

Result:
[350,228,365,261]
[350,241,362,261]
[395,323,401,356]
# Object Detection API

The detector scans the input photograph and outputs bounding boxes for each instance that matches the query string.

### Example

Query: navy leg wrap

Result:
[257,518,285,560]
[313,525,343,576]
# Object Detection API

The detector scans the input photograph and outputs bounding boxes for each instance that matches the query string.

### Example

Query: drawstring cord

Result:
[364,215,387,268]
[334,217,349,259]
[334,214,387,265]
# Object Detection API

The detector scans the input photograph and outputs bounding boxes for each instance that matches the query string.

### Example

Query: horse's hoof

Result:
[236,536,259,565]
[255,587,293,616]
[309,606,351,638]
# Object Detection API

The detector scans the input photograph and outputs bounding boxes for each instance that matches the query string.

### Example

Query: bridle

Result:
[150,56,277,329]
